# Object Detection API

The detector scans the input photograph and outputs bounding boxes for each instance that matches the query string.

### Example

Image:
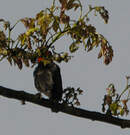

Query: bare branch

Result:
[0,86,130,128]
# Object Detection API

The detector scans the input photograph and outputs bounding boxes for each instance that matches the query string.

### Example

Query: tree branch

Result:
[0,86,130,128]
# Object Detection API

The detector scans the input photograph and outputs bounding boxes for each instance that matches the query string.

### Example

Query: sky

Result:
[0,0,130,134]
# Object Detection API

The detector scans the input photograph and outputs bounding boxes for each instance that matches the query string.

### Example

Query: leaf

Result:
[0,48,8,55]
[28,18,35,29]
[74,100,80,106]
[17,60,23,70]
[54,55,62,63]
[23,58,30,67]
[91,35,99,47]
[26,27,39,36]
[87,38,91,47]
[59,0,67,11]
[86,38,93,52]
[37,13,52,27]
[2,49,7,55]
[98,49,103,59]
[36,10,44,20]
[69,42,79,53]
[60,13,70,24]
[36,13,52,37]
[18,33,27,45]
[118,106,124,116]
[13,57,23,70]
[7,57,13,66]
[87,46,93,52]
[77,88,83,95]
[0,30,6,42]
[66,0,75,10]
[3,21,10,30]
[21,18,30,28]
[105,95,112,105]
[94,6,109,24]
[27,37,32,49]
[110,103,118,115]
[36,48,41,56]
[74,3,80,11]
[67,0,80,10]
[52,19,59,32]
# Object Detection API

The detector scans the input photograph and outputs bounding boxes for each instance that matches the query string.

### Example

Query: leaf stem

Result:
[47,28,70,48]
[118,78,130,100]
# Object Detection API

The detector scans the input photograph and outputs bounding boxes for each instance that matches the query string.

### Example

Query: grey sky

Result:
[0,0,130,134]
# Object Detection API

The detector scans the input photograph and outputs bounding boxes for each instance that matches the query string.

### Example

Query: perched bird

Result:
[33,57,63,111]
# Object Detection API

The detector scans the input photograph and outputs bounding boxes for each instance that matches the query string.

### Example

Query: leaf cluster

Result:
[62,87,83,107]
[0,0,113,69]
[102,77,130,116]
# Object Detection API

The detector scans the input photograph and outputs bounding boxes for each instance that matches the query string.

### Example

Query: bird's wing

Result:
[34,68,53,97]
[50,63,63,101]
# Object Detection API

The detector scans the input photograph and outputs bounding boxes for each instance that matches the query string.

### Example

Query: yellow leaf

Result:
[0,48,7,55]
[110,103,118,115]
[2,49,7,55]
[50,5,54,12]
[36,10,44,20]
[118,106,124,116]
[21,34,26,45]
[26,27,39,36]
[36,48,41,56]
[43,59,51,66]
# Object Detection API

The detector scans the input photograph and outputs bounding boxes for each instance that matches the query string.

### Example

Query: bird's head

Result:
[37,57,44,63]
[35,49,53,66]
[37,57,52,66]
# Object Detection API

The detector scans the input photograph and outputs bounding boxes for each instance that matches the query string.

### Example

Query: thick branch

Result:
[0,86,130,128]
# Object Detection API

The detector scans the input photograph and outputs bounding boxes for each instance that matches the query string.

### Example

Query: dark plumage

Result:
[33,62,63,103]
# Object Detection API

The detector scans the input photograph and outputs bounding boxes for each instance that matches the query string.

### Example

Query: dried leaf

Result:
[0,30,6,42]
[7,57,13,66]
[98,49,102,59]
[23,58,30,67]
[13,56,23,70]
[53,19,59,32]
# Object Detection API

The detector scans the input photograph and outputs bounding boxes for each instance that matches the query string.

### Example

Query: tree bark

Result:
[0,86,130,128]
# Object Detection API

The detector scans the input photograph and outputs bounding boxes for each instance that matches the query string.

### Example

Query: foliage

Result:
[1,0,129,117]
[102,76,130,116]
[0,0,113,70]
[62,87,83,106]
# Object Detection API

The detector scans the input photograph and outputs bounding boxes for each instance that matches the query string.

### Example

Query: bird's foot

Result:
[50,100,60,113]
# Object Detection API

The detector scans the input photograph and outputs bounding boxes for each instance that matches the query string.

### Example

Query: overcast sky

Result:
[0,0,130,134]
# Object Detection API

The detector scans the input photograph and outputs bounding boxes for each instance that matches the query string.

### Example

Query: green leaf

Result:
[69,42,79,53]
[110,103,118,115]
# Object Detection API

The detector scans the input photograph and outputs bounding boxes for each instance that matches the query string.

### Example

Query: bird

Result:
[33,57,63,112]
